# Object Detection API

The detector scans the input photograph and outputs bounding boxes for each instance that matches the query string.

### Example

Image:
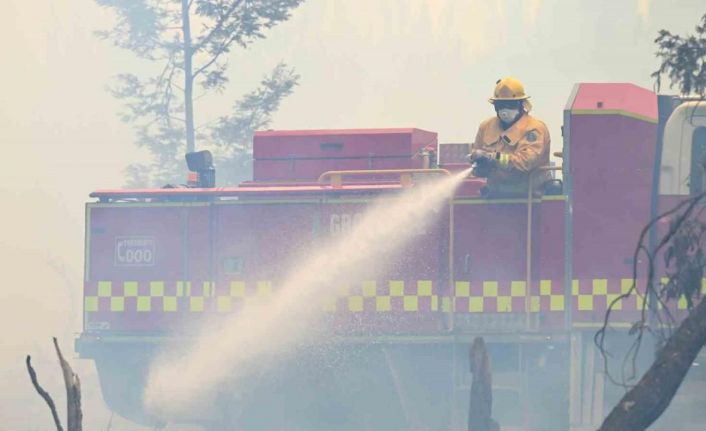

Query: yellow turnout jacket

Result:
[470,114,551,197]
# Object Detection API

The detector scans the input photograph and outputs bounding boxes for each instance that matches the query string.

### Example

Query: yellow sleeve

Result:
[498,126,550,172]
[470,126,484,153]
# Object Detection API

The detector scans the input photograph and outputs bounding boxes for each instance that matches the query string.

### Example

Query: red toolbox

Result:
[253,128,438,182]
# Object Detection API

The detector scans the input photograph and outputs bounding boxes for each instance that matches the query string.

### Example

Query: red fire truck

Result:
[76,83,706,430]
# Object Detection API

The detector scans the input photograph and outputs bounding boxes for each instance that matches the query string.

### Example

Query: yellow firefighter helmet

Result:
[489,77,530,102]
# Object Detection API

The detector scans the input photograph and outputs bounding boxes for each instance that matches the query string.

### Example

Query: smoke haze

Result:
[1,0,705,429]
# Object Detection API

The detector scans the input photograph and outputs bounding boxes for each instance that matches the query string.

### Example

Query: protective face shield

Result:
[497,108,520,124]
[494,100,522,125]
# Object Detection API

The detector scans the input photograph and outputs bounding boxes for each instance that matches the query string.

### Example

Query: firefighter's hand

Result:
[467,150,497,163]
[466,150,486,163]
[468,151,498,177]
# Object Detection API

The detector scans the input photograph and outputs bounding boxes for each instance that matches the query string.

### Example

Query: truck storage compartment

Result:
[253,128,437,182]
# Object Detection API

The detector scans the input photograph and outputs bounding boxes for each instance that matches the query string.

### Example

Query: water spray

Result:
[143,169,471,419]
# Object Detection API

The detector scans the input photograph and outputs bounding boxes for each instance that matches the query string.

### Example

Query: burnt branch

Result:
[26,355,64,431]
[53,337,83,431]
[468,337,499,431]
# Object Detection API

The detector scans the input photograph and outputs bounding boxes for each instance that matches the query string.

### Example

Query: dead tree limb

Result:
[26,355,64,431]
[598,290,706,431]
[468,337,499,431]
[53,337,82,431]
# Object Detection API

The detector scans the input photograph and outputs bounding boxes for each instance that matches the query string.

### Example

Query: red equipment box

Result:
[253,128,438,182]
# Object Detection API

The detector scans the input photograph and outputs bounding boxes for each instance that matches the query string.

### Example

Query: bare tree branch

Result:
[54,337,82,431]
[595,190,706,387]
[26,355,64,431]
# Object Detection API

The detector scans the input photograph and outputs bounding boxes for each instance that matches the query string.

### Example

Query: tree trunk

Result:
[54,337,82,431]
[468,337,499,431]
[598,296,706,430]
[182,0,195,154]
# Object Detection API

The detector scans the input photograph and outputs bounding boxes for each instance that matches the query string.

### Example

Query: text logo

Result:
[114,236,156,267]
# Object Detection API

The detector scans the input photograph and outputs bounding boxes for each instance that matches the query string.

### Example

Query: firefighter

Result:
[468,77,551,197]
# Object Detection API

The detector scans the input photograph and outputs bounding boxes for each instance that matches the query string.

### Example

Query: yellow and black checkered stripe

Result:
[571,278,706,312]
[452,280,564,313]
[215,281,273,312]
[451,278,706,313]
[573,279,632,312]
[84,281,217,313]
[321,280,440,313]
[85,278,706,314]
[84,280,440,313]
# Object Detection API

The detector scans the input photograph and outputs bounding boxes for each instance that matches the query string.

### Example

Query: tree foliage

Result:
[652,14,706,96]
[663,218,706,309]
[95,0,304,186]
[209,63,298,185]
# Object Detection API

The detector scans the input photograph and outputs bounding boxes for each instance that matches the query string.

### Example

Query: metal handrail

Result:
[318,168,451,188]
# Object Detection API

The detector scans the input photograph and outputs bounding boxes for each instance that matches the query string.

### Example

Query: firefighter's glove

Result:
[467,150,498,177]
[466,150,488,163]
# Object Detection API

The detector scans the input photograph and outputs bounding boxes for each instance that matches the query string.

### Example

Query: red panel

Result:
[452,200,566,330]
[253,128,437,182]
[454,178,486,198]
[87,206,188,282]
[85,198,448,334]
[453,202,529,282]
[86,205,209,333]
[451,201,565,283]
[571,83,657,121]
[537,200,565,282]
[212,203,317,281]
[253,128,437,158]
[253,157,425,182]
[570,114,657,279]
[211,201,447,334]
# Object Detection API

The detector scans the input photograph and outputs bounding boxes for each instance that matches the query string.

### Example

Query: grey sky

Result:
[1,0,705,428]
